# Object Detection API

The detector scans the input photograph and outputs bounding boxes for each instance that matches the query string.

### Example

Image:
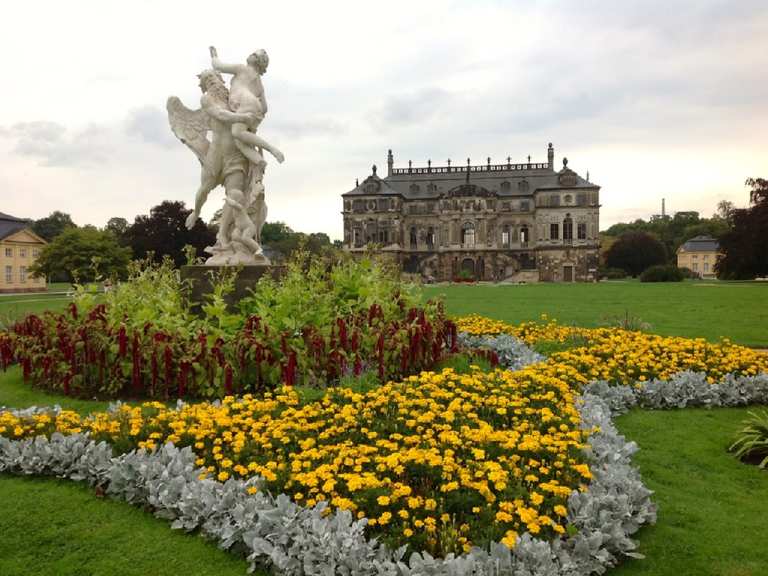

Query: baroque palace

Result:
[342,144,600,282]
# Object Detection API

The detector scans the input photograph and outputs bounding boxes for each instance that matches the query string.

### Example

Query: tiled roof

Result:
[679,235,720,253]
[0,212,26,222]
[0,212,32,241]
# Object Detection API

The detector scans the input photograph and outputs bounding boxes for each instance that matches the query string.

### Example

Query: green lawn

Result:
[2,281,767,574]
[0,475,253,576]
[0,366,111,414]
[423,280,768,347]
[0,283,72,328]
[613,407,768,576]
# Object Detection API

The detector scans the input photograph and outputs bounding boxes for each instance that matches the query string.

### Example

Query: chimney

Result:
[387,149,394,176]
[547,143,554,169]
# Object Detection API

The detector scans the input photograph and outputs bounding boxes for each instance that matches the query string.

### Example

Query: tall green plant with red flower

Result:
[0,253,455,399]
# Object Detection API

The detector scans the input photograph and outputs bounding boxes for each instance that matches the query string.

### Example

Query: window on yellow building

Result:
[704,263,710,273]
[20,266,27,283]
[20,248,27,258]
[693,263,699,272]
[4,266,11,283]
[33,248,40,258]
[4,247,11,258]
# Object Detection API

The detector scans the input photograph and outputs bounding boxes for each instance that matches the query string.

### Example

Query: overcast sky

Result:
[1,0,766,239]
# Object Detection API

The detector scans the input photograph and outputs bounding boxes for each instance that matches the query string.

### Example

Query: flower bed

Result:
[456,314,768,383]
[0,303,455,400]
[0,256,458,399]
[2,313,768,575]
[1,363,592,555]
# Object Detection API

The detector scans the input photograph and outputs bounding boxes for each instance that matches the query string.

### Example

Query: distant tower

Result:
[547,143,554,169]
[387,149,394,176]
[662,198,666,218]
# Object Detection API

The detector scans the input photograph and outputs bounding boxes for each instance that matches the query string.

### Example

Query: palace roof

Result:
[343,156,597,199]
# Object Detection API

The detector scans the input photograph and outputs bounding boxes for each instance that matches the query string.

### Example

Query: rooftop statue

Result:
[167,47,284,265]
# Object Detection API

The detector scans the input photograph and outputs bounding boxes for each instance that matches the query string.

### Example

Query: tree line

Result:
[601,178,767,280]
[29,201,339,282]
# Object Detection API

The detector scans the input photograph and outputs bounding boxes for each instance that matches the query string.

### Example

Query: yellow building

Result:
[0,212,47,293]
[676,235,720,279]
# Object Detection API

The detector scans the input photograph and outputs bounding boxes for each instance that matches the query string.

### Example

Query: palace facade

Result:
[341,144,600,282]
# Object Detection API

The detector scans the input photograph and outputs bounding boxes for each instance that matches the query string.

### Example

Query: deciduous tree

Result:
[124,201,216,267]
[30,227,131,282]
[716,178,768,279]
[604,231,667,277]
[32,211,76,241]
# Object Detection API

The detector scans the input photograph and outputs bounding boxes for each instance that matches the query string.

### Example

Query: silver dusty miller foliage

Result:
[1,332,765,575]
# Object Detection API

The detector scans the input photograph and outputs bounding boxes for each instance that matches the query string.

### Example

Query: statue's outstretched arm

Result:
[210,46,242,75]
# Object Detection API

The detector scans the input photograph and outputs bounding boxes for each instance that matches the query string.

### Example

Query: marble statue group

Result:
[167,47,284,265]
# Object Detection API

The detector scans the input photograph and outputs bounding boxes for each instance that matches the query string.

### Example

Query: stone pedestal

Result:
[181,265,284,311]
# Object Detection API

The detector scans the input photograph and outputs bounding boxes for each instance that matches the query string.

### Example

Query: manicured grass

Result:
[613,407,768,576]
[423,280,768,347]
[0,475,255,576]
[0,366,110,414]
[0,291,70,328]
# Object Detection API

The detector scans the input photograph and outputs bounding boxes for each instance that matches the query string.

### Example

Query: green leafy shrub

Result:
[598,267,627,280]
[0,254,456,399]
[640,264,685,283]
[729,410,768,468]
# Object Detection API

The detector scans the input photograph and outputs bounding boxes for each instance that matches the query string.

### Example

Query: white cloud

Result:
[0,0,766,239]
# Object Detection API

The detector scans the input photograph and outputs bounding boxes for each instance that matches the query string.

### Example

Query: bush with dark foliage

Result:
[640,265,685,283]
[605,232,667,277]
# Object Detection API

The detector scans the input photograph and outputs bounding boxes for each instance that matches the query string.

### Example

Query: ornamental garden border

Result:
[1,332,767,576]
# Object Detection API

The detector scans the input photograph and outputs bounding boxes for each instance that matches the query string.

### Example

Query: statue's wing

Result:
[166,96,210,164]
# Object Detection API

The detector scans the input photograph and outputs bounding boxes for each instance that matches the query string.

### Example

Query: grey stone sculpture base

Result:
[181,264,284,311]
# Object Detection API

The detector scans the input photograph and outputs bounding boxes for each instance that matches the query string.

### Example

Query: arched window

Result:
[410,226,418,249]
[563,216,573,243]
[427,227,435,249]
[501,224,510,247]
[461,222,475,246]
